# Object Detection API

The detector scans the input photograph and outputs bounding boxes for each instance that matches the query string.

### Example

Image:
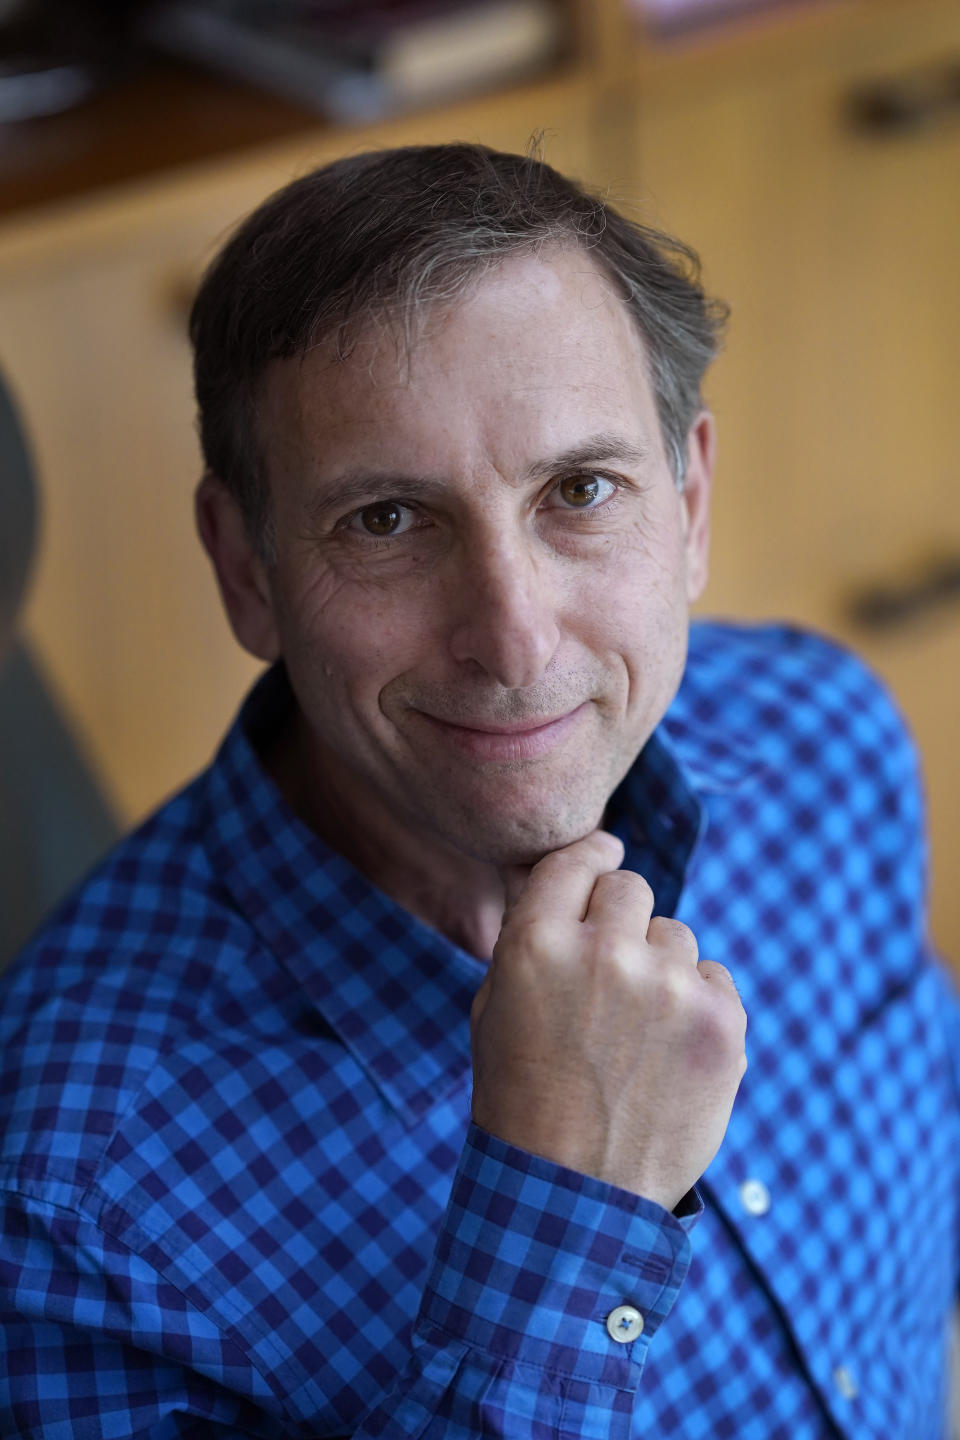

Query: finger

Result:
[584,868,655,934]
[646,915,700,964]
[505,830,624,925]
[697,959,746,1013]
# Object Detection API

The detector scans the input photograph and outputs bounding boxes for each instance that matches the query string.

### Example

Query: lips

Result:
[425,713,573,735]
[413,703,588,761]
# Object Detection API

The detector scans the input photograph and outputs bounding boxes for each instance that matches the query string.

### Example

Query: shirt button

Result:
[606,1304,644,1343]
[739,1178,771,1216]
[833,1366,858,1400]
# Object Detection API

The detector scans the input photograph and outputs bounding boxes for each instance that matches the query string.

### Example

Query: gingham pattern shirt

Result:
[1,621,958,1439]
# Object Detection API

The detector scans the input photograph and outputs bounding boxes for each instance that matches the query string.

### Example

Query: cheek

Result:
[281,563,432,693]
[577,520,688,621]
[582,529,689,689]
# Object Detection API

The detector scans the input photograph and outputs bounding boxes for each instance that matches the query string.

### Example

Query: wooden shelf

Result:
[0,56,335,222]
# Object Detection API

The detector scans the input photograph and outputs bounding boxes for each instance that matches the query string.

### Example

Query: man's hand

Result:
[470,831,747,1212]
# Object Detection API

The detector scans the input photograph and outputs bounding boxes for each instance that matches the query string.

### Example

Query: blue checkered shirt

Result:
[1,621,958,1438]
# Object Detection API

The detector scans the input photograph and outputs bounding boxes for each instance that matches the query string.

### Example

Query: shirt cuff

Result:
[415,1122,701,1388]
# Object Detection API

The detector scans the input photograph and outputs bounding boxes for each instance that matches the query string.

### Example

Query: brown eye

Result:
[558,474,603,507]
[360,502,403,535]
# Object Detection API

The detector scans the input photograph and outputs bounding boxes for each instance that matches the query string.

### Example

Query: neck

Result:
[263,706,509,961]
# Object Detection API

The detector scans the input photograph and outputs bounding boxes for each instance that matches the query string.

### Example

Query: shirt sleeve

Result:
[354,1123,700,1438]
[0,1188,287,1439]
[0,1126,699,1439]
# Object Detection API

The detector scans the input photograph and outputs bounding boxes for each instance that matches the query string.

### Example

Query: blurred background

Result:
[1,0,958,972]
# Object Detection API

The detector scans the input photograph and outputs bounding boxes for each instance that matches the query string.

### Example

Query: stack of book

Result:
[139,0,563,123]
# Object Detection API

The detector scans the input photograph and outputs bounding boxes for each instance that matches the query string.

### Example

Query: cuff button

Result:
[606,1304,644,1343]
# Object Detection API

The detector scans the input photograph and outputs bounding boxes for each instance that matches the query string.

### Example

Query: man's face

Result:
[213,248,713,868]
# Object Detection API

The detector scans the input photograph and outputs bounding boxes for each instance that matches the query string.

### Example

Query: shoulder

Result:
[675,621,937,1011]
[681,618,920,782]
[675,619,928,889]
[0,768,260,1187]
[1,771,225,1012]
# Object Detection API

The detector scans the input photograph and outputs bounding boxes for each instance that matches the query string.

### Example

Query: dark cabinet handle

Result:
[846,58,960,136]
[846,555,960,631]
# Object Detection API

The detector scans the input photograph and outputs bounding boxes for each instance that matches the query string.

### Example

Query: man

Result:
[0,144,957,1438]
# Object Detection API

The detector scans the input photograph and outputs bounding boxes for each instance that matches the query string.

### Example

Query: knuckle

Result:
[690,989,748,1061]
[594,869,652,903]
[647,916,698,954]
[697,959,745,1007]
[623,871,654,904]
[602,939,638,977]
[685,1009,735,1067]
[497,910,538,945]
[643,961,690,1019]
[495,915,559,971]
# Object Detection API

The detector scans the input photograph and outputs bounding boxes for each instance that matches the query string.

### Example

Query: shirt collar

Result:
[201,659,760,1125]
[202,663,485,1125]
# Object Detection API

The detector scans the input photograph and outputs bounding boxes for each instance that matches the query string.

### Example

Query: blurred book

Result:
[139,0,563,123]
[0,0,138,120]
[629,0,836,38]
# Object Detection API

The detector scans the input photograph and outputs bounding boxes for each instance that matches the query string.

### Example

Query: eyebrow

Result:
[306,430,653,517]
[527,432,652,481]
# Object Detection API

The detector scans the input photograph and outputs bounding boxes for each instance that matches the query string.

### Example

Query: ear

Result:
[679,409,715,606]
[195,474,281,663]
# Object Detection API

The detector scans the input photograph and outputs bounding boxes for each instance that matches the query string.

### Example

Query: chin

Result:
[442,802,608,869]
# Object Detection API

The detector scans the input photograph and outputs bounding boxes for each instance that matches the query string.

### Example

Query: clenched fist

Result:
[470,830,747,1212]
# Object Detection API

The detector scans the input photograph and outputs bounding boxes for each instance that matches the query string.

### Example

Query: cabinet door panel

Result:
[632,0,960,961]
[1,247,263,820]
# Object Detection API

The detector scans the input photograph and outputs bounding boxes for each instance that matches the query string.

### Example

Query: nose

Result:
[447,535,560,689]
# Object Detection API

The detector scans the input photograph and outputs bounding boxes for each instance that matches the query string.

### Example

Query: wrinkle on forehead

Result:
[261,248,661,490]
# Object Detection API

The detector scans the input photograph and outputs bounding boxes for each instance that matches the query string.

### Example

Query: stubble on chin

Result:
[400,746,632,870]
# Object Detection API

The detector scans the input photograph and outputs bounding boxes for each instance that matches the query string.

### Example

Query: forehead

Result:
[259,249,660,475]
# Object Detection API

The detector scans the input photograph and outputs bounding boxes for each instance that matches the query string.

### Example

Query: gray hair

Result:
[190,142,729,562]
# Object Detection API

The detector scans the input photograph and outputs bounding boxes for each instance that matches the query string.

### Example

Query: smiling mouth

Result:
[425,712,574,735]
[413,704,588,761]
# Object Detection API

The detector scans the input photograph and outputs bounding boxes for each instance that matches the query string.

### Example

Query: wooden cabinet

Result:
[630,0,960,962]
